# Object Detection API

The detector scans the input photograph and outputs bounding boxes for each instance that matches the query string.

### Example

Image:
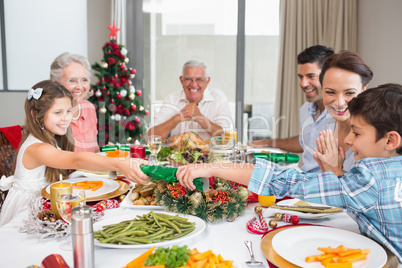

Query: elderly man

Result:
[147,59,233,141]
[249,45,335,173]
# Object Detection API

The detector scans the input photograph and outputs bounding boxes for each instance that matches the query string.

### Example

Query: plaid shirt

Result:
[249,156,402,262]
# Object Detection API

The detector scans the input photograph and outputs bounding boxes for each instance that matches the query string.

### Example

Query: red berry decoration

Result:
[130,68,136,74]
[136,90,142,97]
[145,110,149,115]
[95,204,104,212]
[116,93,122,99]
[291,215,299,225]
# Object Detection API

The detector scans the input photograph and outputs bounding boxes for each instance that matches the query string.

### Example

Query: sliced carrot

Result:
[91,181,103,191]
[337,249,362,257]
[325,262,353,268]
[125,246,155,268]
[339,253,366,263]
[305,254,321,263]
[318,245,348,254]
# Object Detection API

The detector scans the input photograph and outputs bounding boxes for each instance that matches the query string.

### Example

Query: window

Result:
[0,0,87,91]
[140,0,279,142]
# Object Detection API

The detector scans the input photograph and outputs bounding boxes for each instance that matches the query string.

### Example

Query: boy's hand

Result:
[176,164,210,190]
[313,129,345,176]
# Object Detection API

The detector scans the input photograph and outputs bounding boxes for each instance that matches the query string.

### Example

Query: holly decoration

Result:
[157,177,249,223]
[89,21,148,146]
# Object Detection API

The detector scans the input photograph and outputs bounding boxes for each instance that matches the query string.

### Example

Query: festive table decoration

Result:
[140,165,204,191]
[254,206,268,229]
[247,217,270,234]
[157,177,249,223]
[19,199,69,238]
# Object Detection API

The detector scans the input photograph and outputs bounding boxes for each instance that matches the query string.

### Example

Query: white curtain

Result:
[275,0,357,138]
[112,0,127,45]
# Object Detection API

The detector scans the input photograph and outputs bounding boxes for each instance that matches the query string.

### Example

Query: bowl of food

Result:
[167,148,209,167]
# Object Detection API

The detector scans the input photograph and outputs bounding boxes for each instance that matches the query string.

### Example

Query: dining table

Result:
[0,147,399,268]
[2,192,389,268]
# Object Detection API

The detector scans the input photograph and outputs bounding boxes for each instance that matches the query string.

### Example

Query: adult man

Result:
[147,59,233,141]
[249,45,335,173]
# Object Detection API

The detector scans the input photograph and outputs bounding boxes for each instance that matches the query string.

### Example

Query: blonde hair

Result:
[22,80,75,182]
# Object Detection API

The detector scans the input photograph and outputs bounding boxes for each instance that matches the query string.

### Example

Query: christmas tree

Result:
[89,22,149,147]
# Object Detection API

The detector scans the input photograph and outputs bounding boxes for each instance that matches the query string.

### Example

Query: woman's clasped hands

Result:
[313,129,345,176]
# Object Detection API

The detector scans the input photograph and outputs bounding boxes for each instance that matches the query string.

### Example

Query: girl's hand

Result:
[120,158,150,184]
[313,129,345,176]
[176,164,211,190]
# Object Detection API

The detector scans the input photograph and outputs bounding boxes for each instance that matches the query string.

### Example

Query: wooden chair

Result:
[0,127,20,212]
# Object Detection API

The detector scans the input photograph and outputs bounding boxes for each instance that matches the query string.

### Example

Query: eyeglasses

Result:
[182,77,207,85]
[66,78,90,87]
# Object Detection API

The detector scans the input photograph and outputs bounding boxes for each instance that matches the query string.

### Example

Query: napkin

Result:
[0,125,22,150]
[270,200,343,214]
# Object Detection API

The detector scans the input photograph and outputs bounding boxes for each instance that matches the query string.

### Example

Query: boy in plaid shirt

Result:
[177,83,402,262]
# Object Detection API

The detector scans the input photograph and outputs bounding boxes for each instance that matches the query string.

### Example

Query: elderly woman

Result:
[50,52,99,152]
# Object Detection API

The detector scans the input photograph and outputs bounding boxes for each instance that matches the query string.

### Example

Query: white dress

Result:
[0,134,48,227]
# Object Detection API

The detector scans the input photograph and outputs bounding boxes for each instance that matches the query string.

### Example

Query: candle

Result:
[50,180,72,219]
[130,144,146,159]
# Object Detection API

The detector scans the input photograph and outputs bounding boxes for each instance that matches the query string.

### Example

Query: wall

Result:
[87,0,111,76]
[0,0,106,128]
[357,0,402,86]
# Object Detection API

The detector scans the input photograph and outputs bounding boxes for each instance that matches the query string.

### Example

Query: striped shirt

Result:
[248,156,402,262]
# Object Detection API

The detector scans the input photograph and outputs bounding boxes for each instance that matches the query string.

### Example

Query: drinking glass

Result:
[224,128,238,144]
[146,135,162,165]
[56,186,86,250]
[209,136,245,163]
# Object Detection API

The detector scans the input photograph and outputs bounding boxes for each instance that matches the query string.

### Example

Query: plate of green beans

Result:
[93,210,206,249]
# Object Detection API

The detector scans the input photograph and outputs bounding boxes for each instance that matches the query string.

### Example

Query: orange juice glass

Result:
[258,195,276,207]
[224,129,238,144]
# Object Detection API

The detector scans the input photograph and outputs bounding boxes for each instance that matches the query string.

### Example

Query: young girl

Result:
[0,80,149,226]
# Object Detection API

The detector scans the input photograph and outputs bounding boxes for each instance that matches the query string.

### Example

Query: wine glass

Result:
[56,186,86,250]
[146,135,162,165]
[56,187,86,223]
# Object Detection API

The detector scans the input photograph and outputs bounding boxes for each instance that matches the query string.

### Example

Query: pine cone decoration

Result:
[37,209,57,222]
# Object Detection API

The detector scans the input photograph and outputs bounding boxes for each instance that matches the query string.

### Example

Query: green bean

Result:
[154,215,181,233]
[163,227,195,240]
[99,230,149,243]
[94,211,196,245]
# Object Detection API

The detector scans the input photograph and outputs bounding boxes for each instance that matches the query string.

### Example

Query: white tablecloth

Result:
[0,202,361,268]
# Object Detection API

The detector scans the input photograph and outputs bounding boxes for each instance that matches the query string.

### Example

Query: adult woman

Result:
[314,51,373,174]
[50,52,99,152]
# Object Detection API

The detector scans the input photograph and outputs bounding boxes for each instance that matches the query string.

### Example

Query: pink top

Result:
[70,100,99,153]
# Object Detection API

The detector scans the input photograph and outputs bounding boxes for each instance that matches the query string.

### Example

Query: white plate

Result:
[119,185,163,210]
[272,226,387,268]
[264,198,342,219]
[46,177,120,199]
[70,170,109,179]
[93,211,206,249]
